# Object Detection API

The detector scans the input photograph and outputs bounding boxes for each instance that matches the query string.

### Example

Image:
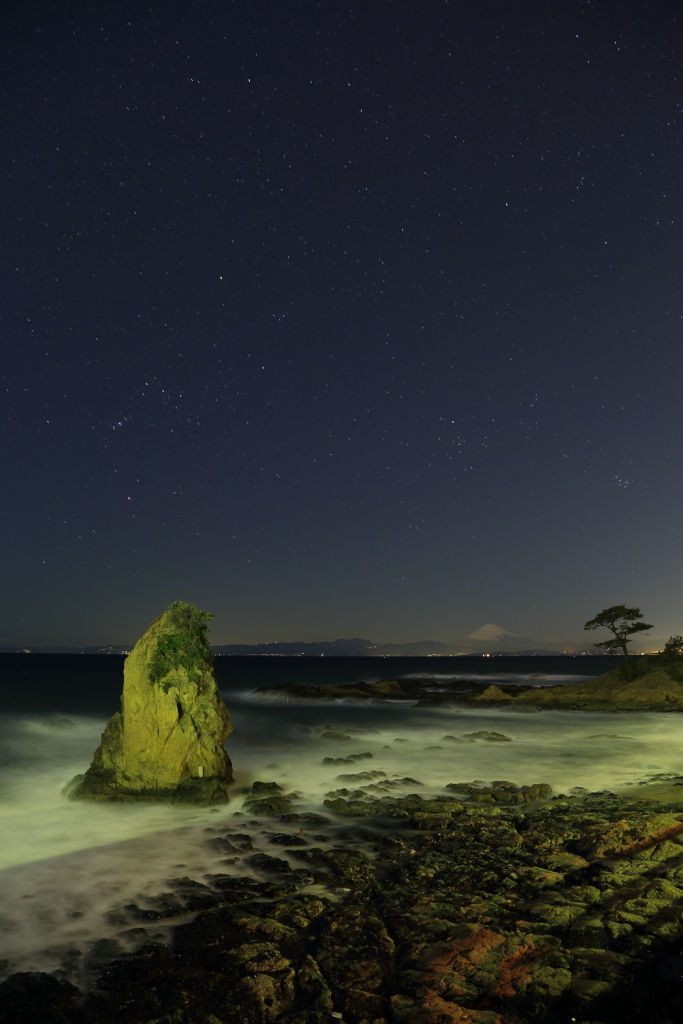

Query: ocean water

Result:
[2,653,683,982]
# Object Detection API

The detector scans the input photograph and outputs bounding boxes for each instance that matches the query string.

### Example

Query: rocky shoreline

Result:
[252,667,683,712]
[6,773,683,1024]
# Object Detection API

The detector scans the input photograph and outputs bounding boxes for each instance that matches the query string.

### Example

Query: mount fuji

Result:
[450,624,589,653]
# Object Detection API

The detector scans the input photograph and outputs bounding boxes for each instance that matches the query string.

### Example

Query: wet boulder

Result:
[0,972,83,1024]
[411,812,453,830]
[322,848,376,888]
[296,954,334,1013]
[231,941,292,972]
[246,853,293,875]
[268,833,307,847]
[243,781,296,816]
[232,969,296,1023]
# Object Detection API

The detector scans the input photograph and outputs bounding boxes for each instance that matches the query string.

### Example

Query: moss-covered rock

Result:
[242,781,297,817]
[412,812,454,830]
[68,602,233,804]
[249,661,683,713]
[365,678,410,696]
[22,775,683,1024]
[473,684,514,702]
[576,813,683,857]
[514,668,683,710]
[444,781,552,807]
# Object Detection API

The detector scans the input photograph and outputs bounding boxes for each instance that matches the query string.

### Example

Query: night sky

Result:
[3,1,683,647]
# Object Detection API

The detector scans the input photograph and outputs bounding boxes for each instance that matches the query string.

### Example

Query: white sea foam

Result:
[236,706,683,801]
[398,671,592,684]
[3,702,683,983]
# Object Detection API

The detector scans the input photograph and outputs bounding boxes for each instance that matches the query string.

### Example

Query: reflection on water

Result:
[2,661,683,981]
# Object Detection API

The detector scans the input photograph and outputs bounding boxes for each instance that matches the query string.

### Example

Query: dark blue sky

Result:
[2,0,682,646]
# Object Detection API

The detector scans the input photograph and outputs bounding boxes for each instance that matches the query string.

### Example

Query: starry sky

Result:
[2,0,683,647]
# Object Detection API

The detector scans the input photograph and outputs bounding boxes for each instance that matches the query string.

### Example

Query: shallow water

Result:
[2,653,681,981]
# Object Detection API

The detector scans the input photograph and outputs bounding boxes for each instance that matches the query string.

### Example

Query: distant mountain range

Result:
[211,624,599,656]
[2,624,659,656]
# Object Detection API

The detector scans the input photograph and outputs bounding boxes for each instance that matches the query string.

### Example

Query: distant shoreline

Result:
[0,648,615,657]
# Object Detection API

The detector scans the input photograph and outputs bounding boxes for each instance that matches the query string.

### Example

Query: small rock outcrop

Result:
[474,684,513,701]
[514,668,683,711]
[68,602,233,804]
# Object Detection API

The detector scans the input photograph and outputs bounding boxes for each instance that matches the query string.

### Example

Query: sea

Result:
[2,652,683,982]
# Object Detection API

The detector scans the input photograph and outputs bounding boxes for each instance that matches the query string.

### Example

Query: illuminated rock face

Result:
[514,668,683,711]
[70,603,233,804]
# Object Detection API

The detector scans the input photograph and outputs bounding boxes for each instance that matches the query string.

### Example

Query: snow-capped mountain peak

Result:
[463,624,515,641]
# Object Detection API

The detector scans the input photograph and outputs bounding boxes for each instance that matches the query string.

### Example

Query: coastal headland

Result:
[252,665,683,712]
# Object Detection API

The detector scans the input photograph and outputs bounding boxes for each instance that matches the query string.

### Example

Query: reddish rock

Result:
[390,992,502,1024]
[488,940,546,998]
[577,813,683,858]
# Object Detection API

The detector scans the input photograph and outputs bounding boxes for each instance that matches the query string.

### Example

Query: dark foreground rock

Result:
[0,972,85,1024]
[8,782,683,1023]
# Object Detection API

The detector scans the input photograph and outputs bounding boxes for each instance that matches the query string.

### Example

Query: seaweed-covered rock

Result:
[68,602,233,804]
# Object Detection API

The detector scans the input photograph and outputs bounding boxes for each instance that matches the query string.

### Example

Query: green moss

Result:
[148,601,213,689]
[614,646,683,684]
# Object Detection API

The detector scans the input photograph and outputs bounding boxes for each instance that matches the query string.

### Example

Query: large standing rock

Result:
[69,602,233,804]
